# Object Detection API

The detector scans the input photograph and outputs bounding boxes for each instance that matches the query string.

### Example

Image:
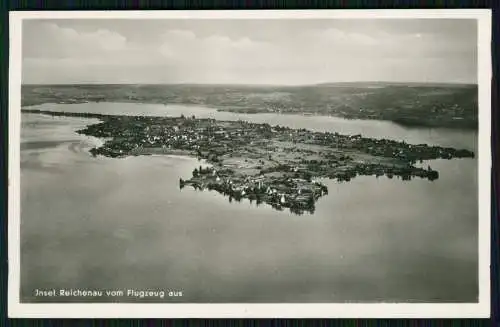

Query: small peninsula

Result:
[22,109,475,215]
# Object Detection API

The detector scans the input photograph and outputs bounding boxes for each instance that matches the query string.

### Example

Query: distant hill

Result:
[310,81,477,88]
[21,82,478,130]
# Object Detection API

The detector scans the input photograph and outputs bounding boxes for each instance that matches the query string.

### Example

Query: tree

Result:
[307,195,315,208]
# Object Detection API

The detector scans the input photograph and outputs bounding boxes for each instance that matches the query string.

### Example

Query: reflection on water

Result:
[20,103,478,303]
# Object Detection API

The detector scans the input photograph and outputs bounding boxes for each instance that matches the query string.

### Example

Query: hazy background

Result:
[22,19,477,85]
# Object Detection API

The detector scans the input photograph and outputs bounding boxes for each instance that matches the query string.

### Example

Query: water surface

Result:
[27,102,476,149]
[20,103,478,303]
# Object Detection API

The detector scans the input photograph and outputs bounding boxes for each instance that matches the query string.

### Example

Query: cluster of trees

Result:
[192,165,213,177]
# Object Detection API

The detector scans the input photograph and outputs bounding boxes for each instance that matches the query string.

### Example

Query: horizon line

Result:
[21,81,478,87]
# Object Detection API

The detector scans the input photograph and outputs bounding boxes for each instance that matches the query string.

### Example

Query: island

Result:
[22,109,475,215]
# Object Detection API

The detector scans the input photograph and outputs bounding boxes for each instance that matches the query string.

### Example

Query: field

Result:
[21,82,478,130]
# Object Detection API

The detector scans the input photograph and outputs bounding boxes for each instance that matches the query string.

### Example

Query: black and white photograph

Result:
[8,10,491,318]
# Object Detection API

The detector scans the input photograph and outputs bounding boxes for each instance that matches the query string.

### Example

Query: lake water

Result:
[20,102,478,303]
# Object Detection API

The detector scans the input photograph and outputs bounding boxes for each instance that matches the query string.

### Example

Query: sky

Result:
[22,19,478,85]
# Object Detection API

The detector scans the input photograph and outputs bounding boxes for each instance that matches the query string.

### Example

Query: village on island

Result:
[23,109,475,215]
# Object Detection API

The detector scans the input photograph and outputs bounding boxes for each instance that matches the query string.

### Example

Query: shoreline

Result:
[21,100,478,131]
[21,108,474,215]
